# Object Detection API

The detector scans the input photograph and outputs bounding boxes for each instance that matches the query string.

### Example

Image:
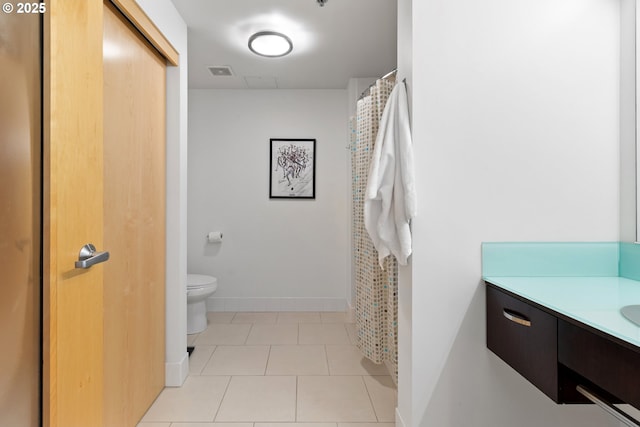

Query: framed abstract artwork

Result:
[269,138,316,199]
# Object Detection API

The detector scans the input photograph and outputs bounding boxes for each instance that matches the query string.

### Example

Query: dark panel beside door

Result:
[0,10,42,427]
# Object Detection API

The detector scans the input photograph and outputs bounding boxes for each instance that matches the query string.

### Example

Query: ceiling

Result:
[169,0,397,90]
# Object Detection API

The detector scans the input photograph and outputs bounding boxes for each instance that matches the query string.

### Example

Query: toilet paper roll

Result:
[207,231,223,243]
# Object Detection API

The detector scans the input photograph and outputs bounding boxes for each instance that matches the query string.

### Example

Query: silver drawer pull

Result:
[503,309,531,327]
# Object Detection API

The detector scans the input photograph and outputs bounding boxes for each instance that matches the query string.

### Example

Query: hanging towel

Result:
[364,81,417,267]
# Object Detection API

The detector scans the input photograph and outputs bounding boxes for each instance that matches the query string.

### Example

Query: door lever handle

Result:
[75,243,110,269]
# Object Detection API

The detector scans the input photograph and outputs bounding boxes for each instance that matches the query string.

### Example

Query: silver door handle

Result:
[75,243,110,269]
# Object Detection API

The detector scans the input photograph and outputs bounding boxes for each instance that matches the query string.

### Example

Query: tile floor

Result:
[138,311,397,427]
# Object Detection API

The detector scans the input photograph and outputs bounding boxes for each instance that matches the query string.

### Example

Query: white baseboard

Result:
[165,351,189,387]
[206,297,347,312]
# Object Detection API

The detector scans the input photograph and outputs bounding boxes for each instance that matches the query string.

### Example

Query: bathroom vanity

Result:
[485,278,640,408]
[482,242,640,420]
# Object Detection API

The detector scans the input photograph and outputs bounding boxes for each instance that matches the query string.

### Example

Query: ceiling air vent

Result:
[207,66,234,77]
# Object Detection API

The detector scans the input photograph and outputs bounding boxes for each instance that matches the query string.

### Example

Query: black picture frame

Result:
[269,138,316,199]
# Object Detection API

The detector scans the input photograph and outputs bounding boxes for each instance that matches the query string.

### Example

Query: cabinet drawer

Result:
[558,320,640,408]
[486,286,558,401]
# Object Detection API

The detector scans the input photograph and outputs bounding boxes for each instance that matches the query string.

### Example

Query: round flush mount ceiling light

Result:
[248,31,293,57]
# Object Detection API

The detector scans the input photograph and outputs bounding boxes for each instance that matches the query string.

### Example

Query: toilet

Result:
[187,274,217,334]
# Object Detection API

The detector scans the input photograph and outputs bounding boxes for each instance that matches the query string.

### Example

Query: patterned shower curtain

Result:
[351,76,398,383]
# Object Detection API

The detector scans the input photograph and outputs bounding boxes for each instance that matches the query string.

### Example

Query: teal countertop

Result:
[482,242,640,349]
[484,276,640,348]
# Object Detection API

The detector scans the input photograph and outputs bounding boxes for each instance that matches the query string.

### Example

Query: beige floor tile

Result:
[257,424,337,427]
[245,324,299,345]
[298,324,350,345]
[344,323,358,345]
[141,376,230,423]
[145,314,396,426]
[202,345,269,375]
[363,376,398,422]
[207,312,235,323]
[338,424,395,427]
[195,323,251,345]
[320,312,347,323]
[297,376,377,422]
[187,333,199,346]
[266,345,329,375]
[277,312,321,323]
[326,345,389,376]
[216,376,296,422]
[171,424,253,427]
[188,345,216,375]
[232,312,278,323]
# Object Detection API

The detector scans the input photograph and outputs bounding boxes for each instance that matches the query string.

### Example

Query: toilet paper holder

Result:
[206,231,223,243]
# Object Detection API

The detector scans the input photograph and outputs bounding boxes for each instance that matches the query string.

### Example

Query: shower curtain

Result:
[351,75,398,383]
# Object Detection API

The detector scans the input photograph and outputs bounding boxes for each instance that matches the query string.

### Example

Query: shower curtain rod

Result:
[357,68,397,101]
[380,68,398,80]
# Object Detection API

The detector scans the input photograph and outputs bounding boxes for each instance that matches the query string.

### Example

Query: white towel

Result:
[364,82,417,267]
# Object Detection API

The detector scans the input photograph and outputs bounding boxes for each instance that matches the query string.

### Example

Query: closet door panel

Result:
[103,2,166,425]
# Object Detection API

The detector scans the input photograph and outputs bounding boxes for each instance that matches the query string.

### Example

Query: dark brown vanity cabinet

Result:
[486,283,640,409]
[559,320,640,408]
[486,286,559,401]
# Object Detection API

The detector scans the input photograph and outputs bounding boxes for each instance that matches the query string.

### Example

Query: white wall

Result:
[135,0,189,387]
[396,0,412,425]
[346,77,377,118]
[621,0,636,242]
[188,89,350,311]
[401,0,621,426]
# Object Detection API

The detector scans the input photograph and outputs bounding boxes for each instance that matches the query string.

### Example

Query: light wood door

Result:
[102,2,166,426]
[43,2,175,426]
[43,2,105,427]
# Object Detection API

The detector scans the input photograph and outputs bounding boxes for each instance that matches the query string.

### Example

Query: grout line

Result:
[361,374,380,422]
[341,322,350,345]
[324,343,331,375]
[244,322,253,345]
[264,344,272,375]
[196,345,217,376]
[295,374,299,422]
[211,375,233,423]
